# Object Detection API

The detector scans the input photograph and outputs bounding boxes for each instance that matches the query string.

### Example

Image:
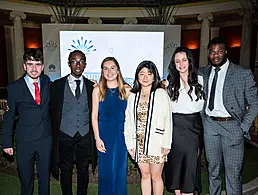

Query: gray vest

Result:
[60,80,89,137]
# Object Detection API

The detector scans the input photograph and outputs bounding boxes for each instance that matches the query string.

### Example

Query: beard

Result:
[208,55,227,67]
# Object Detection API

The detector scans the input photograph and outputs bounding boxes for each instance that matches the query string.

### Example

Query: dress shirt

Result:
[205,59,231,117]
[171,75,204,114]
[24,74,40,100]
[67,74,84,96]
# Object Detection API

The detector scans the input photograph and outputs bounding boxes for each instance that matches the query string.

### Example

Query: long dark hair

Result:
[131,60,161,93]
[167,46,204,101]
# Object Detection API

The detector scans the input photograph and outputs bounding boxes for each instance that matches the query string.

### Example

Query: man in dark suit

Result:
[199,37,258,195]
[50,50,97,195]
[2,49,52,195]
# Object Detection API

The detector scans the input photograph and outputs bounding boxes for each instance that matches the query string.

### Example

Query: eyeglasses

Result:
[70,60,86,66]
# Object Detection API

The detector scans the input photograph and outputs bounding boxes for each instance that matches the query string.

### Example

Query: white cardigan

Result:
[124,88,173,162]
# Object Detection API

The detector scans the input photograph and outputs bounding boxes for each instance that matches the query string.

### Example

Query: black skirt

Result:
[164,112,203,194]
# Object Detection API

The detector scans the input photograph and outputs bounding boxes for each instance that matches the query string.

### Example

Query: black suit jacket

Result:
[50,75,97,179]
[2,74,52,148]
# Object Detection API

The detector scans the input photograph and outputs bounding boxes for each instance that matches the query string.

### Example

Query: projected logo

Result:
[68,37,97,54]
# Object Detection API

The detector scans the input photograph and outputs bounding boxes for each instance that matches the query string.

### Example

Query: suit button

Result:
[231,107,233,109]
[77,125,79,128]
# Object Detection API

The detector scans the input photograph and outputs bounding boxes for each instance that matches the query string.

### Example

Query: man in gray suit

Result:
[199,37,258,195]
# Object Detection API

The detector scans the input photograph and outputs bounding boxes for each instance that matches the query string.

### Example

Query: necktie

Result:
[33,82,40,105]
[75,80,81,100]
[208,67,221,111]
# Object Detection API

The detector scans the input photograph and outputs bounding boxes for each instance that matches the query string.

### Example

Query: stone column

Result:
[210,27,220,40]
[88,17,102,24]
[123,17,138,24]
[197,13,213,67]
[4,26,15,83]
[9,11,26,80]
[239,9,253,69]
[50,15,59,23]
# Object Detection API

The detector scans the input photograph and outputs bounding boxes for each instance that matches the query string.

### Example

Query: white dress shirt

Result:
[24,74,40,100]
[171,75,204,114]
[67,74,84,96]
[205,59,231,117]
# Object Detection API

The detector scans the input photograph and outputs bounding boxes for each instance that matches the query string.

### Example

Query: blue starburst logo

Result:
[68,37,97,54]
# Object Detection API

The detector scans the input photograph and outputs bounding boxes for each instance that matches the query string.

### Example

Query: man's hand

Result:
[3,148,13,155]
[90,79,98,88]
[0,100,9,112]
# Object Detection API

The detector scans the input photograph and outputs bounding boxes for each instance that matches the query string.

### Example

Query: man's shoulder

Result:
[7,76,25,89]
[198,66,210,75]
[52,76,68,85]
[228,62,251,75]
[83,76,94,84]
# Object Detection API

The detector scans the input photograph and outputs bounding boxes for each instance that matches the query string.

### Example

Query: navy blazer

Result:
[2,74,52,148]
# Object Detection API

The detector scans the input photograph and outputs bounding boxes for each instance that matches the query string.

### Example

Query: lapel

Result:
[222,62,234,103]
[39,75,46,105]
[203,66,212,97]
[21,76,35,103]
[83,76,93,111]
[58,76,68,112]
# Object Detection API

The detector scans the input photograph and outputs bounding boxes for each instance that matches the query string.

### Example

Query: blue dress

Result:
[98,88,128,195]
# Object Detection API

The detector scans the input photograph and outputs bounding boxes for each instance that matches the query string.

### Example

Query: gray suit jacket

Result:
[199,61,258,139]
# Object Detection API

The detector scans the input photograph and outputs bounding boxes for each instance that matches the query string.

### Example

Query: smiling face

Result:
[208,43,227,67]
[174,51,189,75]
[138,67,154,87]
[68,52,86,78]
[23,60,44,81]
[102,60,118,82]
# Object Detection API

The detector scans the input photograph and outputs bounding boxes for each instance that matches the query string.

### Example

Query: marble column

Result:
[123,17,138,24]
[88,17,102,24]
[197,13,213,67]
[9,11,26,80]
[239,9,253,69]
[210,27,220,40]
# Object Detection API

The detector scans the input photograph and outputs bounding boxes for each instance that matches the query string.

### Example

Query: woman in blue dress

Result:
[92,57,131,195]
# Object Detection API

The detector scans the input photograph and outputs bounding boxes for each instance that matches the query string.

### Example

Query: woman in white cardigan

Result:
[124,61,173,195]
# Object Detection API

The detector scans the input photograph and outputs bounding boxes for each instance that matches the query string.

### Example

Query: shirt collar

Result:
[68,74,83,83]
[212,59,229,72]
[24,74,40,85]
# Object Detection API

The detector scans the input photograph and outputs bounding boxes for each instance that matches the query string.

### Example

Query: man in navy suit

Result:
[2,49,52,195]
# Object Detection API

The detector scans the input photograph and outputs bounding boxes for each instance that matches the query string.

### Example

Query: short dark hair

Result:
[68,50,86,61]
[23,48,44,63]
[207,37,227,49]
[131,60,161,93]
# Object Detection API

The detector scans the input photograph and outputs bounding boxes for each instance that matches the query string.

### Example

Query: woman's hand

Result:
[96,138,106,153]
[161,148,170,157]
[128,148,135,158]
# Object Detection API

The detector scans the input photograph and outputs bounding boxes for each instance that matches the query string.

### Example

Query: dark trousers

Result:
[16,135,52,195]
[59,131,90,195]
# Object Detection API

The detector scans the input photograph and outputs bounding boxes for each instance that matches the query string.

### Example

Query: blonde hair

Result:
[98,57,128,102]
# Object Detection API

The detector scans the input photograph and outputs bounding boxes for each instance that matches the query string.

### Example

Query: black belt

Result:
[210,116,234,121]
